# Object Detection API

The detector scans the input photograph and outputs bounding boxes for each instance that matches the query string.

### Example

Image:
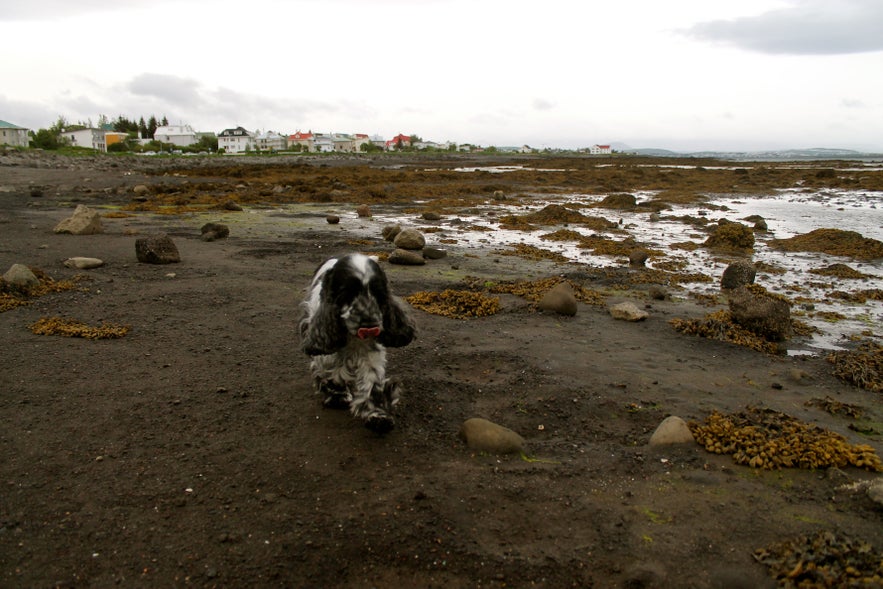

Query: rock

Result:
[649,416,695,445]
[388,249,426,266]
[53,204,103,235]
[537,282,577,316]
[421,211,442,221]
[200,222,230,242]
[133,184,150,195]
[135,234,181,264]
[754,218,768,231]
[728,286,791,341]
[29,187,43,198]
[648,285,668,301]
[63,257,104,269]
[459,418,524,455]
[223,200,243,211]
[326,215,340,224]
[609,301,649,322]
[628,249,649,267]
[382,224,402,241]
[649,212,661,222]
[356,204,371,217]
[493,190,506,200]
[423,247,447,260]
[721,260,756,290]
[393,229,426,250]
[867,479,883,506]
[2,263,39,288]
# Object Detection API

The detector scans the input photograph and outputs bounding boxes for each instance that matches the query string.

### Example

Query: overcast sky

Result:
[2,0,882,151]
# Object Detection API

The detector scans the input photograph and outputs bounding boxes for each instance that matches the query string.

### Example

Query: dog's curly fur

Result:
[299,254,416,432]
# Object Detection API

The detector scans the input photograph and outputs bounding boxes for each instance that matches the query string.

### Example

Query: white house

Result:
[255,130,287,151]
[65,128,106,151]
[153,124,198,147]
[589,144,612,155]
[0,120,29,148]
[313,134,335,153]
[218,126,255,153]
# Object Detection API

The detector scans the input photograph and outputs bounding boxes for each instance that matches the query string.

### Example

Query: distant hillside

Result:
[621,146,882,160]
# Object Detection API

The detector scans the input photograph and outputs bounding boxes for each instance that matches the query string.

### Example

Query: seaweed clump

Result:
[405,290,500,319]
[703,221,755,250]
[689,406,883,471]
[30,317,130,339]
[754,531,883,587]
[1,269,85,312]
[826,340,882,392]
[771,228,883,261]
[485,277,606,307]
[809,263,871,279]
[669,310,780,354]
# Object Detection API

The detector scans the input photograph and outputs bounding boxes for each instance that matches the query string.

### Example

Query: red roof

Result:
[289,131,313,140]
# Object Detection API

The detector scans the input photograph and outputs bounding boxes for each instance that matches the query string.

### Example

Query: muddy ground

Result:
[1,151,881,588]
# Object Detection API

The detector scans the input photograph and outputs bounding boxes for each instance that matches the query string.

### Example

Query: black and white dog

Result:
[299,254,416,432]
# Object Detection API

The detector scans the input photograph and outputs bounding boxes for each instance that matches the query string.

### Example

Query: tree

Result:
[138,117,148,139]
[147,115,158,139]
[31,128,61,150]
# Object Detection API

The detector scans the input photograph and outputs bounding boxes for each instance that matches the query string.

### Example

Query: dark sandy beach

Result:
[1,151,881,588]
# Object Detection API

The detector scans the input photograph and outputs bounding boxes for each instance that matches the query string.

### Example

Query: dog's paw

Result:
[365,413,395,434]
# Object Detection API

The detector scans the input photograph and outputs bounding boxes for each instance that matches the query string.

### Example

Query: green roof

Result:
[0,120,27,129]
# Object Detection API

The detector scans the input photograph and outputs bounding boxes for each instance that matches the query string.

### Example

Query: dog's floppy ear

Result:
[300,273,347,356]
[379,295,416,348]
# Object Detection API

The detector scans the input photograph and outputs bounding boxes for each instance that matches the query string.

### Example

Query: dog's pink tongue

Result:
[357,326,381,339]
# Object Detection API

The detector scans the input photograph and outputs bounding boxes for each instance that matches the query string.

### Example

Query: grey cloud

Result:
[682,0,883,55]
[128,73,204,108]
[532,98,554,111]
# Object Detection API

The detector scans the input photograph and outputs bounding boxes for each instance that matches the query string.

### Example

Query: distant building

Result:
[385,133,412,150]
[104,131,129,149]
[353,133,371,152]
[255,130,287,151]
[218,126,255,153]
[589,144,612,155]
[288,130,314,152]
[313,134,334,153]
[331,133,356,153]
[0,120,29,148]
[65,128,106,152]
[154,124,198,147]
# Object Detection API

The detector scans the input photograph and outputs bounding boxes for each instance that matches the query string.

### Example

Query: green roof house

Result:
[0,120,29,148]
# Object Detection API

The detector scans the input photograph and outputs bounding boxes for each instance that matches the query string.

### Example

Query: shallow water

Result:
[369,185,883,354]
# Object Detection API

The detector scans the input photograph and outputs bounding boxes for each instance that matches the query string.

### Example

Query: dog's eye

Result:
[335,277,364,305]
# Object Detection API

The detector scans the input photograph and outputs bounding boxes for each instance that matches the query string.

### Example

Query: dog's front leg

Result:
[350,381,395,433]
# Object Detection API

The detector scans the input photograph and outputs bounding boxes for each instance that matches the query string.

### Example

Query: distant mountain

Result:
[618,145,882,160]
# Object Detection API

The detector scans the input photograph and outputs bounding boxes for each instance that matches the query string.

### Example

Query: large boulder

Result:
[721,260,756,290]
[459,418,524,455]
[2,263,39,288]
[728,286,791,341]
[537,282,577,316]
[388,249,425,266]
[394,229,426,251]
[135,234,181,264]
[54,204,103,235]
[609,301,649,322]
[200,222,229,242]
